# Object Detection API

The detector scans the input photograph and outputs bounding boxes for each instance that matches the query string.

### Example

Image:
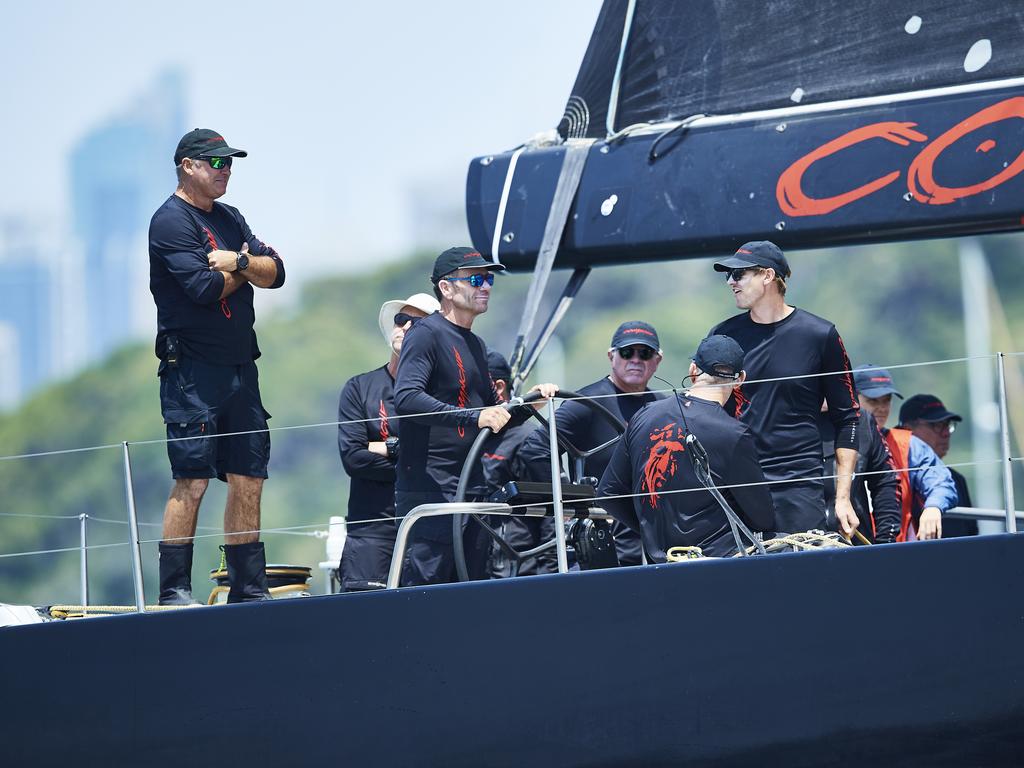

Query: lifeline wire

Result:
[0,353,1014,460]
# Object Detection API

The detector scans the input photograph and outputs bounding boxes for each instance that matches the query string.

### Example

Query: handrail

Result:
[386,502,512,589]
[945,506,1024,522]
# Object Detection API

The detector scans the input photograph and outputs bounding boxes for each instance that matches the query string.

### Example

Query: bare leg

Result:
[162,478,208,544]
[224,474,264,545]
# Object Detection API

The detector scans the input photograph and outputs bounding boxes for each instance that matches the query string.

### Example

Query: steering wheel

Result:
[452,389,627,582]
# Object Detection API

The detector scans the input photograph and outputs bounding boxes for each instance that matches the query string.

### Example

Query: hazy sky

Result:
[1,0,601,273]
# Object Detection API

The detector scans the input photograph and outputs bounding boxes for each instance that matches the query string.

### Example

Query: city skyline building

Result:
[69,67,186,361]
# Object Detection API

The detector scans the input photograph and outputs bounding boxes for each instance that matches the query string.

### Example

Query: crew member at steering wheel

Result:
[516,321,665,565]
[394,248,557,586]
[599,336,775,559]
[482,350,557,577]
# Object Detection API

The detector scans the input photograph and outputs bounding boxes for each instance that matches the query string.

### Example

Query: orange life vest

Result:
[884,428,914,541]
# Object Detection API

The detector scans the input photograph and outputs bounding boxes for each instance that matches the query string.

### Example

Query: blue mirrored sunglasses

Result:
[444,273,495,288]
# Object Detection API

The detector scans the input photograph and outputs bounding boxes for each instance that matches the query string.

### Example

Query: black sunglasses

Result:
[394,312,422,328]
[201,156,232,170]
[724,267,762,282]
[444,273,495,288]
[617,346,656,361]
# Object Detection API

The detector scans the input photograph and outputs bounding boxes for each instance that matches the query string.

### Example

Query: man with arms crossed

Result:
[336,293,439,591]
[708,241,860,538]
[150,129,285,604]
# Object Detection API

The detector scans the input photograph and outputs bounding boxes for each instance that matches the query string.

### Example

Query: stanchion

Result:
[996,353,1017,533]
[79,513,89,609]
[121,442,147,612]
[547,398,569,573]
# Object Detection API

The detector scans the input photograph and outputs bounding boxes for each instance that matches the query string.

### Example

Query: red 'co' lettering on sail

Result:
[776,123,929,217]
[907,96,1024,205]
[453,347,468,438]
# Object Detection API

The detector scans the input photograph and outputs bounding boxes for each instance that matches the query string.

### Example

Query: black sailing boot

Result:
[224,541,272,603]
[158,542,199,605]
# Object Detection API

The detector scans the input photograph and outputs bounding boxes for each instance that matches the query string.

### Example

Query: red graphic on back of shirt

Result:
[453,347,468,438]
[378,400,389,441]
[641,423,686,508]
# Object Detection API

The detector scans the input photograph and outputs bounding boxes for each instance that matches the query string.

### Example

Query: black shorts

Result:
[159,357,271,481]
[339,535,395,591]
[769,479,827,534]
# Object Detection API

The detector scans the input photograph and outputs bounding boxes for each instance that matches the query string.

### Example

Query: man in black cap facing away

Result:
[708,241,860,538]
[149,129,286,604]
[516,320,666,565]
[899,394,975,537]
[599,336,775,559]
[394,247,556,585]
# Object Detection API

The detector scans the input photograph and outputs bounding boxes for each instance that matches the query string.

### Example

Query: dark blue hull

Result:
[3,533,1023,766]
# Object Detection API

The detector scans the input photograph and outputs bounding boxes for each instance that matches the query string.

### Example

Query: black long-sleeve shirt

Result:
[149,195,285,365]
[820,409,900,543]
[709,308,859,532]
[337,364,399,539]
[394,312,504,498]
[599,394,775,559]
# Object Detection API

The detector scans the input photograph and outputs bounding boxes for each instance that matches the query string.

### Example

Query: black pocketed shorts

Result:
[159,357,271,481]
[339,534,395,591]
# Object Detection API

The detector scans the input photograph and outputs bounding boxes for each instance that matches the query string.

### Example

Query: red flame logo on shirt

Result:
[378,399,389,441]
[732,386,749,419]
[641,423,686,509]
[200,226,232,319]
[454,347,468,438]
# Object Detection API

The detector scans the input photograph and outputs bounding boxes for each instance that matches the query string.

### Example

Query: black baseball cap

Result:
[487,350,512,384]
[852,364,903,399]
[713,240,791,279]
[431,247,506,283]
[174,128,248,165]
[693,335,744,378]
[899,394,962,426]
[610,320,660,351]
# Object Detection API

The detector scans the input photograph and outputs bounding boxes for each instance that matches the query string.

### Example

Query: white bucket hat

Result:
[377,293,440,345]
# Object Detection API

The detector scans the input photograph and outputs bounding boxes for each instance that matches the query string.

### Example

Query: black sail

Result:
[560,0,1024,139]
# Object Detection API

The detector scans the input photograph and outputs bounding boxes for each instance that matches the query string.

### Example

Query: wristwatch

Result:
[235,252,250,272]
[385,437,400,461]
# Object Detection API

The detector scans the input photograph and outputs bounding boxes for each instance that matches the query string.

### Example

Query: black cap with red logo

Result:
[431,246,506,283]
[174,128,248,165]
[898,394,962,426]
[713,240,791,279]
[610,320,660,351]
